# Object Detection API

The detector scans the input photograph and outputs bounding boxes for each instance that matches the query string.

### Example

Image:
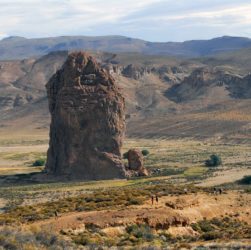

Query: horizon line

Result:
[1,34,251,44]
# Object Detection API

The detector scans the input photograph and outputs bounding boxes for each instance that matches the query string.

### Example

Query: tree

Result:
[205,154,222,167]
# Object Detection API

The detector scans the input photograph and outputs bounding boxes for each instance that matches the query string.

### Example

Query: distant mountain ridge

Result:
[1,35,251,60]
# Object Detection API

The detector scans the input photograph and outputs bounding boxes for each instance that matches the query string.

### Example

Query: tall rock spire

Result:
[45,51,126,180]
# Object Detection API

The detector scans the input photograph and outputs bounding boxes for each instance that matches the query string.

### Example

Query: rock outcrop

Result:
[127,149,148,176]
[165,67,251,103]
[45,51,127,180]
[122,64,150,80]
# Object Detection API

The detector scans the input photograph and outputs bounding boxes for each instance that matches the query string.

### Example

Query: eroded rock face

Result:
[122,64,150,80]
[45,51,127,180]
[127,149,148,176]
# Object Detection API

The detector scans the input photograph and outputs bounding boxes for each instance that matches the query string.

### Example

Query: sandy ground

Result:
[0,145,47,153]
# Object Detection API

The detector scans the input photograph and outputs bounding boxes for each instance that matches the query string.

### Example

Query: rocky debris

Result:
[45,51,127,180]
[126,149,148,176]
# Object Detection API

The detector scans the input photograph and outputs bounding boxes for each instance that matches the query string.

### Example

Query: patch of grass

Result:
[184,166,208,177]
[183,166,209,181]
[151,167,185,176]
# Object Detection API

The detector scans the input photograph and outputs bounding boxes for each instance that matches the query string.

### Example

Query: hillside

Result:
[0,49,251,142]
[1,35,251,60]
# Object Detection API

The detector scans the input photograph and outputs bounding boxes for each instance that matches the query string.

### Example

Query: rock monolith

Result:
[45,51,127,180]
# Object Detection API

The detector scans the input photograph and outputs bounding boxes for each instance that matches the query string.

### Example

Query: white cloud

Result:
[0,0,251,41]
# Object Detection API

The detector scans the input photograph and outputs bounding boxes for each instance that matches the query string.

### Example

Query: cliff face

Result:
[45,52,126,180]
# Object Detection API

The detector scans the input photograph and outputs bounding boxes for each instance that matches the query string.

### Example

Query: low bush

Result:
[205,154,222,167]
[32,158,46,166]
[141,149,150,156]
[192,217,251,241]
[0,226,74,249]
[126,224,154,241]
[238,175,251,185]
[202,231,221,241]
[197,219,214,232]
[126,198,143,205]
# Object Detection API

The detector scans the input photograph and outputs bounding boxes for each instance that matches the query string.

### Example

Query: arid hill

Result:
[0,50,251,142]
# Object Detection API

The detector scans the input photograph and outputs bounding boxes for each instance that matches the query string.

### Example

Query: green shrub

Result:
[191,223,201,232]
[197,220,214,232]
[238,175,251,185]
[202,231,221,241]
[205,154,222,167]
[32,158,46,166]
[126,198,142,205]
[126,224,154,241]
[73,234,91,245]
[141,149,150,156]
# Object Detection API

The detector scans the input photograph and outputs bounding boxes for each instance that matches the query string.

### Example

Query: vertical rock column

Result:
[45,51,127,180]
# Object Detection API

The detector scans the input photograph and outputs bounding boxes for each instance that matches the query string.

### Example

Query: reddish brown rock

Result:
[127,149,148,176]
[45,51,127,180]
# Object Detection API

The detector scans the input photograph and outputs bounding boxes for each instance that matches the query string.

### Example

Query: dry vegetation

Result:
[0,134,250,249]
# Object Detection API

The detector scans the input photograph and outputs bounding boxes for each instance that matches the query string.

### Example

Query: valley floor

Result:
[0,134,250,249]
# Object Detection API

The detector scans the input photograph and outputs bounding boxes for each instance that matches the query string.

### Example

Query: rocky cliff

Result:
[45,52,127,180]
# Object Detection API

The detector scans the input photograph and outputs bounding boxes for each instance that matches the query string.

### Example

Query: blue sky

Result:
[1,0,251,42]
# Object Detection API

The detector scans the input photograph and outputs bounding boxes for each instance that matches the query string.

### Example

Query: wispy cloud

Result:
[0,0,251,41]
